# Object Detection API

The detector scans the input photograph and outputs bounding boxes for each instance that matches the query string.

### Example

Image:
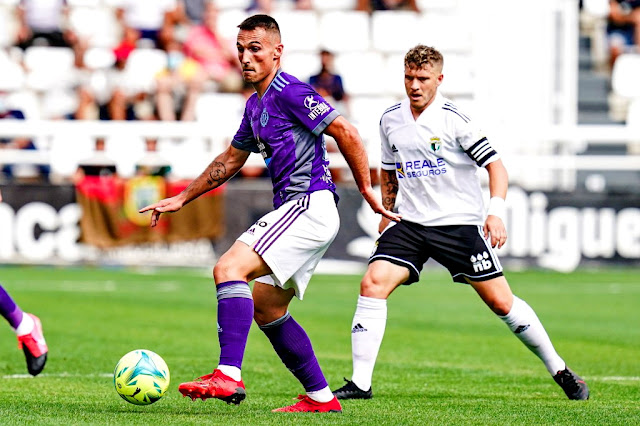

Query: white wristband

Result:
[487,196,506,220]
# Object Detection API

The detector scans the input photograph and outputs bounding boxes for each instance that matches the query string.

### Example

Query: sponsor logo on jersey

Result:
[471,251,492,272]
[260,107,269,126]
[304,95,330,120]
[395,158,447,178]
[430,136,441,152]
[392,144,398,152]
[256,136,272,166]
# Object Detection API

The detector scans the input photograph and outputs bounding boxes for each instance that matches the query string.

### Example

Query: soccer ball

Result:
[113,349,170,405]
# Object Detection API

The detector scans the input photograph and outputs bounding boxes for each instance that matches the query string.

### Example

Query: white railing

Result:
[0,119,638,191]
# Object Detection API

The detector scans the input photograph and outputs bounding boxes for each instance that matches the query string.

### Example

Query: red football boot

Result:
[272,395,342,413]
[17,313,48,376]
[178,369,246,405]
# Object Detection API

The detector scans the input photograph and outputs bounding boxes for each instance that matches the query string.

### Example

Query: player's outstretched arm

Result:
[325,116,401,222]
[139,145,250,227]
[484,159,508,248]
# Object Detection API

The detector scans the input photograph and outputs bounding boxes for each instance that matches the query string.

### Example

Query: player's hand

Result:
[139,195,185,227]
[484,215,507,248]
[361,187,402,223]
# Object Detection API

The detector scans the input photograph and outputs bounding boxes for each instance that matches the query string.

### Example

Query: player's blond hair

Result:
[404,45,443,72]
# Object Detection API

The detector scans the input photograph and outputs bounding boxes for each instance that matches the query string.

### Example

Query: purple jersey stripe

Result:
[254,201,305,254]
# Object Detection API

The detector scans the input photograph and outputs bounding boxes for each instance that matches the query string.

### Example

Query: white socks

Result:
[15,313,34,336]
[499,296,566,375]
[217,364,242,381]
[307,386,334,403]
[350,295,387,391]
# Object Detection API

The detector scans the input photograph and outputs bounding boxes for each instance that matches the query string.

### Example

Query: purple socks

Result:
[216,281,254,369]
[259,312,328,392]
[0,284,23,329]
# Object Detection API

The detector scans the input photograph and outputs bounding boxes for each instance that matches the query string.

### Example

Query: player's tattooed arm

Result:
[381,169,398,211]
[205,161,228,187]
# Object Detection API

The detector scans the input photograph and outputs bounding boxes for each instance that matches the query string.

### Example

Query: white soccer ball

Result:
[113,349,170,405]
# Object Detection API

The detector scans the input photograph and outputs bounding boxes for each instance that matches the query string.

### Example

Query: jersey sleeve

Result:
[279,83,340,136]
[231,105,260,153]
[455,114,499,168]
[379,115,395,171]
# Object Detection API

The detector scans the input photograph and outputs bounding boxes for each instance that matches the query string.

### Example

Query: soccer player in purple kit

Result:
[0,190,49,376]
[139,14,399,413]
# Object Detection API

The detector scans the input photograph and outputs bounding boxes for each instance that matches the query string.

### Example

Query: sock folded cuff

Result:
[217,281,252,300]
[357,295,387,312]
[259,311,291,330]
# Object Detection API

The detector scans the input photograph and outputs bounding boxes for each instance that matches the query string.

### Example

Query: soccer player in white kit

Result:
[332,45,589,401]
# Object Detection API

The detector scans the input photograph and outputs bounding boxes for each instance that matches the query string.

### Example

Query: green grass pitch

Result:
[0,265,638,425]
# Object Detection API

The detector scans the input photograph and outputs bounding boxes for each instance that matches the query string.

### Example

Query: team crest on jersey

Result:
[430,136,441,152]
[260,107,269,127]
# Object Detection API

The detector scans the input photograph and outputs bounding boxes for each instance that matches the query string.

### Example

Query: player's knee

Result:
[487,295,512,316]
[213,257,241,283]
[360,273,390,298]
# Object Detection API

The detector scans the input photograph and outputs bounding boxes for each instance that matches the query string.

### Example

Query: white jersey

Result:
[380,93,499,226]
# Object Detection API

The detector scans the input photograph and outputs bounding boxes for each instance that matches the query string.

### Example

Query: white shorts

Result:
[237,190,340,299]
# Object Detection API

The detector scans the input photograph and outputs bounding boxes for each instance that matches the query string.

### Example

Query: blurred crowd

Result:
[0,0,427,184]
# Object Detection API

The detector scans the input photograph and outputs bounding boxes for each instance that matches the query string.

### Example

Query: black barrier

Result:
[1,182,639,269]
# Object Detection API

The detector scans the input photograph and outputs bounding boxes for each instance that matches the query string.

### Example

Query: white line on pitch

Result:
[3,373,113,379]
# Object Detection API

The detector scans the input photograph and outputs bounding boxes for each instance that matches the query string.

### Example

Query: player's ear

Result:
[274,44,283,61]
[436,73,444,86]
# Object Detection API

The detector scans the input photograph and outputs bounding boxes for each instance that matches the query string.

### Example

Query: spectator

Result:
[183,2,243,93]
[175,0,208,25]
[607,0,640,69]
[135,138,172,177]
[155,39,206,121]
[309,50,348,110]
[114,0,179,50]
[309,50,349,183]
[356,0,420,13]
[16,0,75,49]
[73,137,118,183]
[0,96,49,183]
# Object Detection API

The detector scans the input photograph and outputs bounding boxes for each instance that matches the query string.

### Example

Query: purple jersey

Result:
[232,70,340,208]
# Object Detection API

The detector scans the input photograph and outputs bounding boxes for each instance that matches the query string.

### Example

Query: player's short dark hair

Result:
[238,14,281,38]
[404,45,443,71]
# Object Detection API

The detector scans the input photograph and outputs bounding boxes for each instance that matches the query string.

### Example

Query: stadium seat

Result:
[195,92,246,139]
[318,11,370,52]
[334,51,383,95]
[0,50,25,91]
[438,53,474,98]
[371,11,421,53]
[68,6,121,48]
[281,51,321,83]
[273,11,320,52]
[24,47,77,91]
[0,4,18,47]
[83,46,116,70]
[417,0,459,12]
[381,53,406,97]
[611,54,640,99]
[67,0,102,6]
[418,13,472,53]
[217,9,250,43]
[214,0,252,10]
[348,95,396,157]
[311,0,357,11]
[122,49,167,94]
